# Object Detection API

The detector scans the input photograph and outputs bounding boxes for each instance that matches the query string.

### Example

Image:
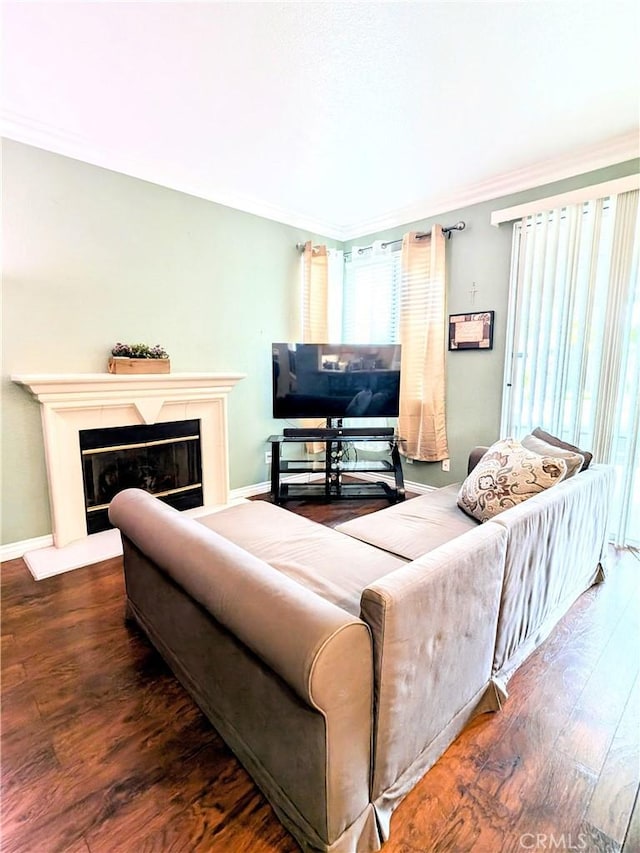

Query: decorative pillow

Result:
[532,426,592,471]
[521,433,584,480]
[457,438,567,522]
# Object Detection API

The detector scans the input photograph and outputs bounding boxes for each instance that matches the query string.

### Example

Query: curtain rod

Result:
[296,221,465,254]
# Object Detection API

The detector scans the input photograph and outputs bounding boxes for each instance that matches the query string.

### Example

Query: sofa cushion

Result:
[335,484,478,561]
[532,426,593,470]
[521,433,584,479]
[457,438,567,522]
[196,500,407,617]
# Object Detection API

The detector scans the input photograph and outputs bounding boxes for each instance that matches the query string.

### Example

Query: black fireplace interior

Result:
[80,419,203,534]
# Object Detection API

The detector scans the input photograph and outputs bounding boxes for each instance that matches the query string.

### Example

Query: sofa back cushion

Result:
[489,464,614,683]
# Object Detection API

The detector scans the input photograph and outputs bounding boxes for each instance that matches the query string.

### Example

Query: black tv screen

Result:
[272,343,401,419]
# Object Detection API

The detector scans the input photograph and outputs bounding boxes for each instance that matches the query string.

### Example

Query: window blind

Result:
[502,190,640,546]
[342,243,401,344]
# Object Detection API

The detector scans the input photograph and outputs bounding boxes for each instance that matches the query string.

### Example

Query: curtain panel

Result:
[398,227,450,461]
[302,241,329,343]
[301,241,329,451]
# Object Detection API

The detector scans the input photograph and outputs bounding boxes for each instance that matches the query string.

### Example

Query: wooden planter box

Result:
[108,357,171,375]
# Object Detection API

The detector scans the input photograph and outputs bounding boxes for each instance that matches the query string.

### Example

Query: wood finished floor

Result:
[1,494,639,853]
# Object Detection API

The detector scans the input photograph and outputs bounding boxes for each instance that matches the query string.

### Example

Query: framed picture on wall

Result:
[448,311,494,350]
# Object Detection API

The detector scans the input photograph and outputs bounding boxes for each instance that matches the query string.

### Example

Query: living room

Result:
[2,2,639,851]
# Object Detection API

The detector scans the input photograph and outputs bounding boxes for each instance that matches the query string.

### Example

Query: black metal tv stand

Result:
[268,420,405,505]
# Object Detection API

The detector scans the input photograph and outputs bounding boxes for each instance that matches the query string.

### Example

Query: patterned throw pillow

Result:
[457,438,567,522]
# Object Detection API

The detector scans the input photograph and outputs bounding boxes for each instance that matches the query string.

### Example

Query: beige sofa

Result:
[108,454,612,853]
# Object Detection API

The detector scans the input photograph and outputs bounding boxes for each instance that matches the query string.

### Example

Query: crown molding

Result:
[0,110,345,240]
[2,110,637,243]
[340,131,640,240]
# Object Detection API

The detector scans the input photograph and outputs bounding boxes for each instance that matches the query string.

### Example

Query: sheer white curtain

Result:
[501,189,640,546]
[340,241,400,438]
[342,241,401,344]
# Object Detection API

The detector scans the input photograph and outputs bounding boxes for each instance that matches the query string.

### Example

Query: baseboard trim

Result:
[1,534,54,563]
[230,480,272,499]
[230,473,326,500]
[354,471,437,495]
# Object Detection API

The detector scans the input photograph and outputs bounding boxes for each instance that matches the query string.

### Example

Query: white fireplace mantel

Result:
[12,372,246,403]
[12,372,246,575]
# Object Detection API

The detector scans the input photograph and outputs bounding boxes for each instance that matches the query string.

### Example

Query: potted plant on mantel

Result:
[108,342,170,374]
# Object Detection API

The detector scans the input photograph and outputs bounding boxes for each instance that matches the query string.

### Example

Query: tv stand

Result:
[268,429,405,505]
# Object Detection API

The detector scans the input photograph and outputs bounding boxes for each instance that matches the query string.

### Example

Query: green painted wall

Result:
[1,140,336,545]
[1,138,637,545]
[344,159,639,488]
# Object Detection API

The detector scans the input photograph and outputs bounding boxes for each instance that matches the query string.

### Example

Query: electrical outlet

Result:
[265,451,272,464]
[442,458,450,472]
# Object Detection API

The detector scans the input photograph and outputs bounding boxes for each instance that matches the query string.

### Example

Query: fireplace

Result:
[11,371,246,578]
[80,419,203,534]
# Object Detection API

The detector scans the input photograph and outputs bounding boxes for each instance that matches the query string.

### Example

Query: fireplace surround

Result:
[12,372,245,577]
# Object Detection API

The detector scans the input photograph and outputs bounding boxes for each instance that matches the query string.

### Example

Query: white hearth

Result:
[12,372,245,578]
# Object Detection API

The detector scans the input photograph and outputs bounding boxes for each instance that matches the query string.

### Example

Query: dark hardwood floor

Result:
[1,493,639,853]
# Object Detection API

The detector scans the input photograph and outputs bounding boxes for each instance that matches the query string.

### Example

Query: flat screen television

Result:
[272,343,401,419]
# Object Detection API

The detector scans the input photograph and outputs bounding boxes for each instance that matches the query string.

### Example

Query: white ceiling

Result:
[2,1,639,239]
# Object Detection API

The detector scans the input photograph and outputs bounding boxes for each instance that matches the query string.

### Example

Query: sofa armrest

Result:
[109,489,371,707]
[468,445,490,474]
[111,489,377,851]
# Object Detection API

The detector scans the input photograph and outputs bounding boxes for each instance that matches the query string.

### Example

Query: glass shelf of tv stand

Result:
[267,432,405,505]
